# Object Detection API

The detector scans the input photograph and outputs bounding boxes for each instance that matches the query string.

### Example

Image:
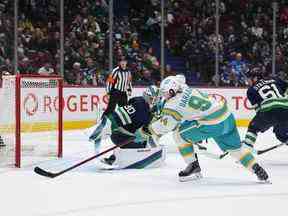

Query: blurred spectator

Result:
[0,71,11,87]
[38,63,55,75]
[80,58,98,86]
[18,57,34,74]
[1,0,287,87]
[137,68,154,86]
[65,62,82,85]
[252,36,270,64]
[280,6,288,25]
[221,53,248,87]
[251,19,264,38]
[164,64,176,77]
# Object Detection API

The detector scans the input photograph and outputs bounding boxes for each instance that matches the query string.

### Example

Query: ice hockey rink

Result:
[1,127,288,216]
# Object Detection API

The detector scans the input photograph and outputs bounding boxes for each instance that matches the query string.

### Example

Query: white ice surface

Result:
[1,128,288,216]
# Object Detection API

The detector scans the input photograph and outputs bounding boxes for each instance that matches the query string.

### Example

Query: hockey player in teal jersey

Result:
[149,76,269,182]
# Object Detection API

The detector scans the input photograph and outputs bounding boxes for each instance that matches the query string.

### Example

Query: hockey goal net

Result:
[0,74,63,167]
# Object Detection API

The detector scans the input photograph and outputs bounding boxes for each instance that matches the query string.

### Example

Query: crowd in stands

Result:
[164,0,288,86]
[0,0,288,87]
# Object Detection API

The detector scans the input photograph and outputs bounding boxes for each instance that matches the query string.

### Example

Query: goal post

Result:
[0,74,63,167]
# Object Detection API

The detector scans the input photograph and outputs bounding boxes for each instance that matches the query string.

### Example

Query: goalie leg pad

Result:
[112,145,166,169]
[89,117,111,142]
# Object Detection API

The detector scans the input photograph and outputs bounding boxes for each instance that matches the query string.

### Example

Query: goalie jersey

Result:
[110,96,152,133]
[150,87,231,136]
[247,77,288,112]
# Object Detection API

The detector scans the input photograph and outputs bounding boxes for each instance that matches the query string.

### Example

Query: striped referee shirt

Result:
[106,66,132,93]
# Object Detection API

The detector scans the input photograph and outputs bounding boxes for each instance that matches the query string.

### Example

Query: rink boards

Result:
[0,87,253,132]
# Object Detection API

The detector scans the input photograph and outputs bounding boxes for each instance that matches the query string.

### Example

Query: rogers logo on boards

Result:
[208,92,253,111]
[23,93,38,116]
[22,94,103,114]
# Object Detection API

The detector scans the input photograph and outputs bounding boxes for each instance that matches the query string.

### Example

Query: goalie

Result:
[88,86,165,169]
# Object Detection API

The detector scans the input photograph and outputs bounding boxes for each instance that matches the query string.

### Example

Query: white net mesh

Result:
[0,76,16,166]
[0,75,62,167]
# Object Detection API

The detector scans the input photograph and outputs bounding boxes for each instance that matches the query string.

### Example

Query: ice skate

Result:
[0,136,5,147]
[94,155,117,170]
[252,163,270,184]
[179,158,202,182]
[101,154,116,166]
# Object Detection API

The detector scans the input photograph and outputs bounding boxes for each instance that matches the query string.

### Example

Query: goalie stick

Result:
[256,142,286,155]
[34,137,134,178]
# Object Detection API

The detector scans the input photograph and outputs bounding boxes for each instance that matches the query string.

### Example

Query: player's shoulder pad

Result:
[276,77,288,85]
[246,86,256,99]
[129,96,150,110]
[246,85,254,93]
[128,96,145,104]
[161,101,182,121]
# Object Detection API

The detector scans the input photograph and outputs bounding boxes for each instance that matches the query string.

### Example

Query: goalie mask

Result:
[143,85,160,107]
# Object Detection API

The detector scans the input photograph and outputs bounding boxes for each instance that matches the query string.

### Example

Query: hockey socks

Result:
[244,131,257,147]
[229,147,269,182]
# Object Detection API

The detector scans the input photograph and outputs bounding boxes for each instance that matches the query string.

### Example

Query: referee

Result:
[103,59,132,117]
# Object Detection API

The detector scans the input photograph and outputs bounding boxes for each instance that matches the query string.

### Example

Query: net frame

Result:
[4,74,63,167]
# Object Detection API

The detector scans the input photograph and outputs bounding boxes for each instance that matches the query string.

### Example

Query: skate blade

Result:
[257,179,272,184]
[95,160,119,170]
[179,172,203,182]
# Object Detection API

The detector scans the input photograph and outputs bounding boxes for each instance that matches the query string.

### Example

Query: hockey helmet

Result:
[174,74,188,91]
[175,74,186,85]
[160,76,181,99]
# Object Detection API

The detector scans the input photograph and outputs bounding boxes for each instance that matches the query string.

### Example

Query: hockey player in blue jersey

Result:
[243,72,288,149]
[88,86,165,169]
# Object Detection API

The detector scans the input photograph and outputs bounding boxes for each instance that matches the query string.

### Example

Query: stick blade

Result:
[257,143,284,155]
[219,151,228,159]
[34,166,58,178]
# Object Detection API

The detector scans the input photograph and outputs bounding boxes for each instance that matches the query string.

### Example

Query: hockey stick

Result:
[196,142,285,160]
[34,138,134,178]
[256,142,286,155]
[194,143,228,160]
[197,150,228,160]
[196,141,286,159]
